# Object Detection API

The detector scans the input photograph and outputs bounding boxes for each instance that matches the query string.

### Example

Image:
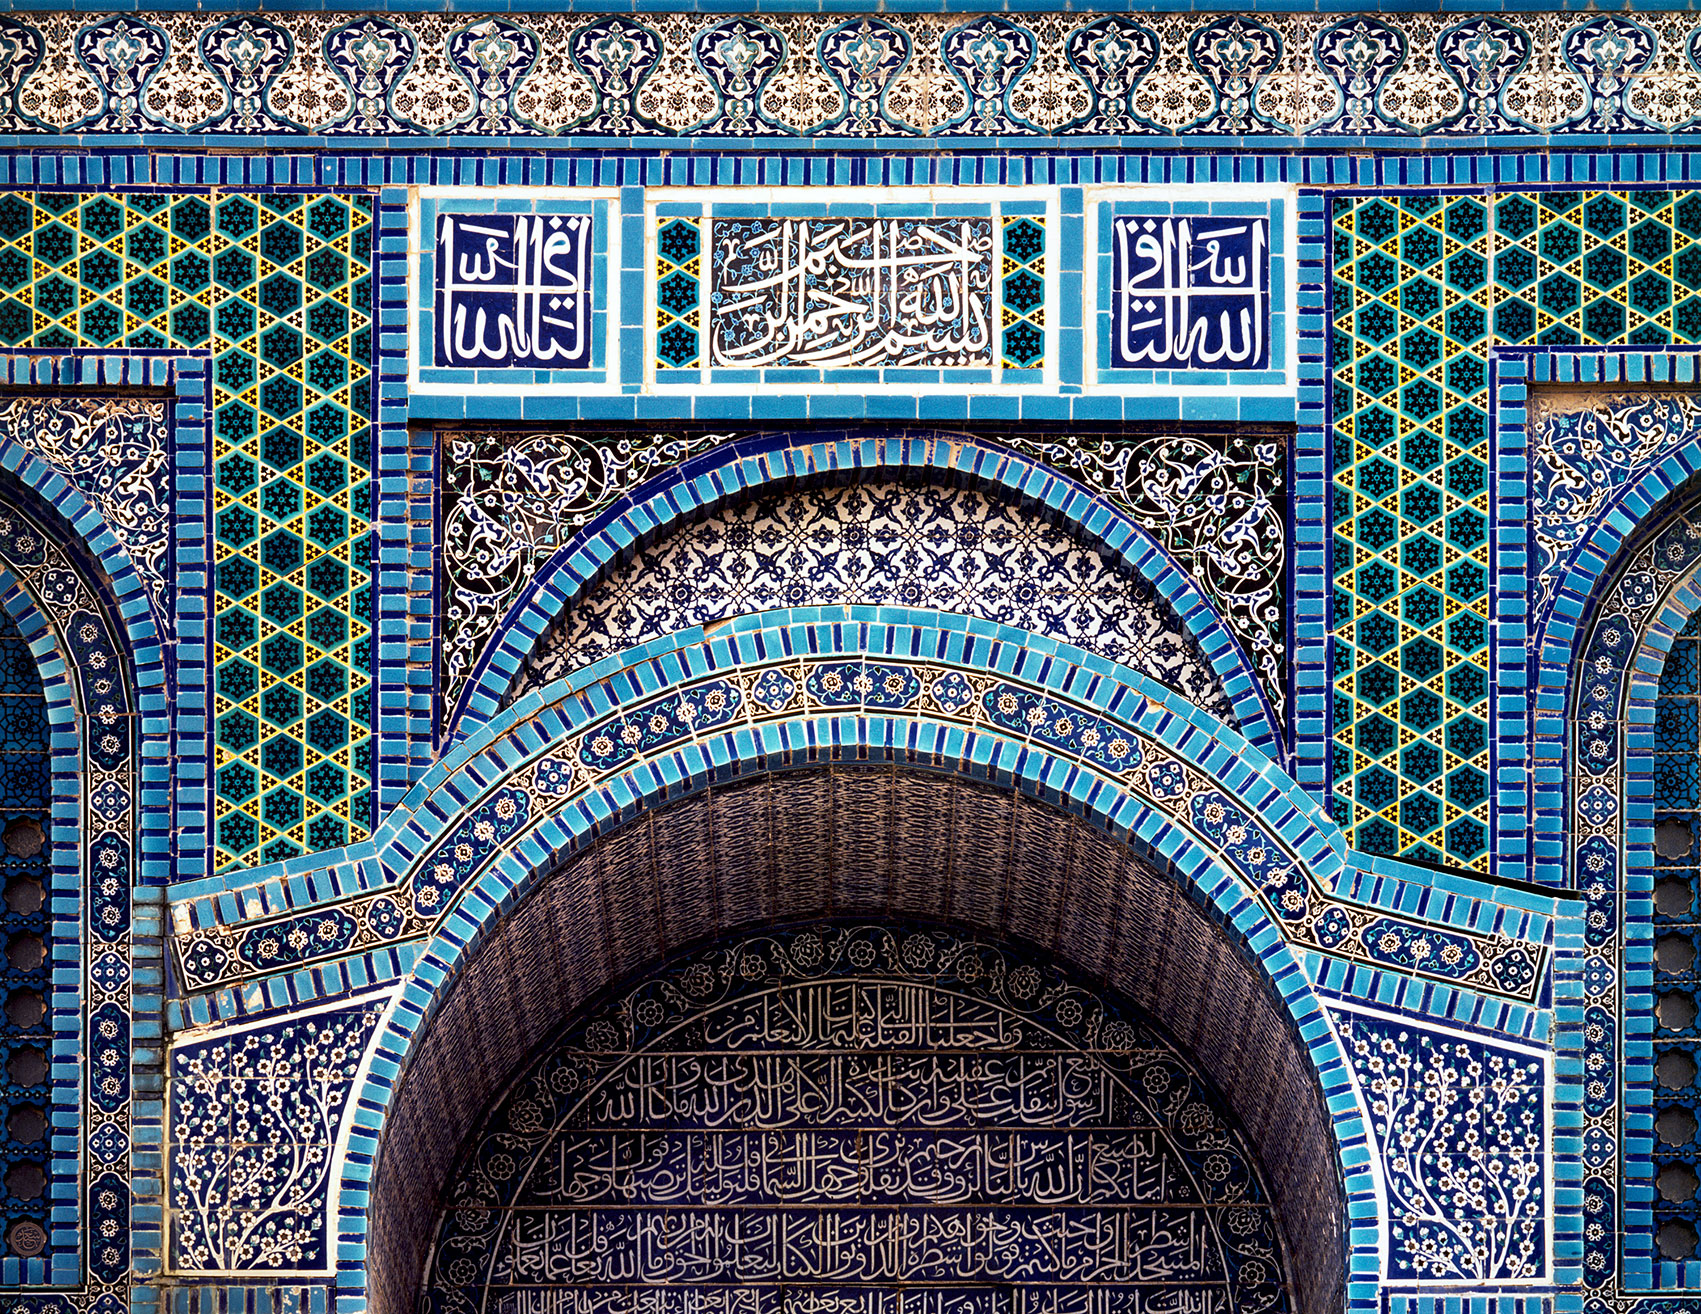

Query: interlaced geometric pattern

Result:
[1652,608,1701,1261]
[653,217,701,371]
[1000,215,1045,369]
[207,196,373,874]
[1333,189,1701,871]
[0,191,375,875]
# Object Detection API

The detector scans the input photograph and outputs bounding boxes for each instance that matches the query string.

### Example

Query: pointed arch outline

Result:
[324,609,1376,1314]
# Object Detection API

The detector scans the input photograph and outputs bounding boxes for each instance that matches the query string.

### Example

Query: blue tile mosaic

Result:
[5,11,1701,1314]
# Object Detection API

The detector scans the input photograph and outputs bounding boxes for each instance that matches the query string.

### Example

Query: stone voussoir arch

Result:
[328,608,1372,1314]
[447,428,1285,761]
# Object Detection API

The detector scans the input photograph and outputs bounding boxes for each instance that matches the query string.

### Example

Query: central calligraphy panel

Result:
[648,187,1057,389]
[710,216,996,370]
[423,925,1292,1314]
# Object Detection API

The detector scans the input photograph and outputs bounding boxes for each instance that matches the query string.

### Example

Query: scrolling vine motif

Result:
[170,1001,385,1270]
[443,431,1285,729]
[1529,390,1701,634]
[440,430,730,713]
[998,431,1286,722]
[1336,1013,1544,1282]
[0,397,169,629]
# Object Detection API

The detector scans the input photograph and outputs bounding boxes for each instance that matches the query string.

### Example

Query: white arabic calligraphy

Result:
[496,1285,1228,1314]
[1112,217,1267,369]
[429,951,1283,1314]
[436,213,592,368]
[710,217,994,369]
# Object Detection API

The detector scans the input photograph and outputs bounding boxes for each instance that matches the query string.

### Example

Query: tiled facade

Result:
[0,5,1700,1314]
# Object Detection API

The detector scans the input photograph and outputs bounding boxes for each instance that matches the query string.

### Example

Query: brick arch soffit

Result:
[329,608,1374,1314]
[446,429,1285,766]
[375,787,1346,1314]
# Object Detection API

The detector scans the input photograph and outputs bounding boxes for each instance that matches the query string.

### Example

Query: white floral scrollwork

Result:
[170,1001,385,1271]
[1336,1011,1545,1282]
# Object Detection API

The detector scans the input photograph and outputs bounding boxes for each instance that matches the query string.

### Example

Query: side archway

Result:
[0,476,146,1291]
[1562,481,1701,1283]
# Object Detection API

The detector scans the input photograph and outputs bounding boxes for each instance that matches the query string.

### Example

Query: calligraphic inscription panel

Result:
[709,217,995,370]
[647,189,1057,391]
[434,213,594,370]
[1089,187,1294,394]
[1110,217,1270,372]
[425,926,1291,1314]
[409,188,617,395]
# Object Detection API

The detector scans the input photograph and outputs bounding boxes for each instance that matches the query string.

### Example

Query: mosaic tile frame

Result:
[39,125,1701,1314]
[405,187,619,397]
[1084,183,1297,397]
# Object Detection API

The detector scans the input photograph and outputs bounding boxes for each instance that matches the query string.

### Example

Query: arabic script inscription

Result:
[436,212,594,369]
[1110,216,1269,371]
[424,926,1290,1314]
[709,217,996,369]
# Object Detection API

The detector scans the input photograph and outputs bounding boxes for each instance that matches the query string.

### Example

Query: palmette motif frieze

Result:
[170,652,1545,1004]
[14,11,1701,139]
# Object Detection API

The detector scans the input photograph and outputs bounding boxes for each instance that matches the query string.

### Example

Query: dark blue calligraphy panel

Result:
[434,212,595,370]
[1109,216,1270,372]
[424,927,1292,1314]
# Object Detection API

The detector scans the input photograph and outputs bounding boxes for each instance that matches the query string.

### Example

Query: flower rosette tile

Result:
[574,681,742,773]
[805,661,918,709]
[1359,917,1482,979]
[410,790,531,918]
[234,908,358,974]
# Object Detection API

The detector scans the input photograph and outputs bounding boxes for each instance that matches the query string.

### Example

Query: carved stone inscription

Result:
[425,928,1290,1314]
[708,218,995,369]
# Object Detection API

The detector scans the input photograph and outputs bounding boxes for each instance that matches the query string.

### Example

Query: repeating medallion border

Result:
[13,9,1701,148]
[169,610,1552,1018]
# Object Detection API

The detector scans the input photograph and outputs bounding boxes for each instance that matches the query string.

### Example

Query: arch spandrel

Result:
[441,432,1285,762]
